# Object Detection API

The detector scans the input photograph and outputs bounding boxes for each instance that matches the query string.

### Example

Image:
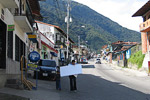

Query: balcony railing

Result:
[140,18,150,32]
[55,40,67,48]
[14,1,34,32]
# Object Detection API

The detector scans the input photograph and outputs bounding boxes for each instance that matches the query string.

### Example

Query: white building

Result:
[0,0,43,88]
[35,21,74,65]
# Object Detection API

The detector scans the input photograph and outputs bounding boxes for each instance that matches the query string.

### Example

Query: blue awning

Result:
[50,52,57,57]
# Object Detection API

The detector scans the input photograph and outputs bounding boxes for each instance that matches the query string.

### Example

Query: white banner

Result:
[60,64,82,77]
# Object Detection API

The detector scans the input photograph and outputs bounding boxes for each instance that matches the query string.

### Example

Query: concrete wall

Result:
[0,69,7,88]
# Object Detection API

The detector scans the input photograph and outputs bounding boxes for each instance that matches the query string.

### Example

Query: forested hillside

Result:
[39,0,141,51]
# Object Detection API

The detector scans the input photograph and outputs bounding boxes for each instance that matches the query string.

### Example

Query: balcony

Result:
[14,1,34,33]
[15,15,33,32]
[140,18,150,32]
[0,0,19,8]
[55,40,67,49]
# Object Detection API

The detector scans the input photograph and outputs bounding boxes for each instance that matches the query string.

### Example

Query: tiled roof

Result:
[102,45,107,49]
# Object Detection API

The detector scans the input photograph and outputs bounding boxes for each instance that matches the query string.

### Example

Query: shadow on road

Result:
[82,65,95,68]
[0,93,29,100]
[60,74,150,100]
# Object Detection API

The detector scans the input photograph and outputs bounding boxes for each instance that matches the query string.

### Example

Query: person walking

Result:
[55,66,61,90]
[69,60,77,92]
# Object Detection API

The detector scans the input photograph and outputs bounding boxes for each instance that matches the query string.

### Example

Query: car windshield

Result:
[39,60,56,67]
[97,59,100,60]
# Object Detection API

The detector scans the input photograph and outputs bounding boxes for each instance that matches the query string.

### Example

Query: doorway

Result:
[0,20,6,69]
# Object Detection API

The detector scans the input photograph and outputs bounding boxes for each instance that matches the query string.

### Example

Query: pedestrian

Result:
[69,60,77,92]
[55,66,61,90]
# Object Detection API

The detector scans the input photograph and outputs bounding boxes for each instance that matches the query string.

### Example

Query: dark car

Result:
[34,59,57,79]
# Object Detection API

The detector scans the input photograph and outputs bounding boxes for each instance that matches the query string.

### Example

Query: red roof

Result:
[102,45,107,49]
[112,41,138,45]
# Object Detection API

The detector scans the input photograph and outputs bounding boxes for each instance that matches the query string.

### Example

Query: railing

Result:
[14,0,34,27]
[140,18,150,32]
[56,40,67,48]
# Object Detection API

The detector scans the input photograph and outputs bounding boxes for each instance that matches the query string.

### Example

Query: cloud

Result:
[73,0,148,31]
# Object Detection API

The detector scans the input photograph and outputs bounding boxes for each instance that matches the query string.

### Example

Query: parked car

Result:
[34,59,57,80]
[81,57,88,64]
[95,58,101,64]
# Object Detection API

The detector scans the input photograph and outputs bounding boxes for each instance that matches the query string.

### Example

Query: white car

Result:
[95,58,101,64]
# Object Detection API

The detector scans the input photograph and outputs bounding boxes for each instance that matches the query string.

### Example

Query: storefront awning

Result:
[50,52,57,57]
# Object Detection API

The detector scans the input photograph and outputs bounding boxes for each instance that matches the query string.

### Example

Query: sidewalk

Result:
[102,59,148,77]
[0,79,60,100]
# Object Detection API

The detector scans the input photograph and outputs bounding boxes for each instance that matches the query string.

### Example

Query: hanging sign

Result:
[28,51,40,62]
[8,25,15,31]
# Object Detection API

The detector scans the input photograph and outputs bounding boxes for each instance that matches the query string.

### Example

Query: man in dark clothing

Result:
[56,66,61,90]
[69,60,77,91]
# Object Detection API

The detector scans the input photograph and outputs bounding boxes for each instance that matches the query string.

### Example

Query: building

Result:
[35,21,74,65]
[132,0,150,69]
[0,0,43,88]
[111,41,138,67]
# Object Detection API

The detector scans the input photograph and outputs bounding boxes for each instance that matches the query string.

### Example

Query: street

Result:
[0,59,150,100]
[60,59,150,100]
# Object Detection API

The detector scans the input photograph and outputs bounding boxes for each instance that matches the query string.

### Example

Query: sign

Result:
[28,35,37,38]
[27,63,38,70]
[8,25,15,31]
[60,45,63,49]
[148,61,150,75]
[28,51,40,62]
[66,41,69,46]
[60,64,82,77]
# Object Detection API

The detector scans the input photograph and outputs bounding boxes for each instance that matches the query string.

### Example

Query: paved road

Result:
[60,59,150,100]
[0,59,150,100]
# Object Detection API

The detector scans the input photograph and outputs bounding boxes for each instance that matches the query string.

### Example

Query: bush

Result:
[128,50,145,69]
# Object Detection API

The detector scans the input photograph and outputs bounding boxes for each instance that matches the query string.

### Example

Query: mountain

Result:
[39,0,141,51]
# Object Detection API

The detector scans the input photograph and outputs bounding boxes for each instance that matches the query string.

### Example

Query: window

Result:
[15,35,25,61]
[52,34,54,40]
[7,31,13,59]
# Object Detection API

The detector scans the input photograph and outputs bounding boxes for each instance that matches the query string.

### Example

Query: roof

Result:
[35,21,74,43]
[112,41,138,45]
[112,41,138,53]
[28,0,43,20]
[102,45,107,49]
[132,0,150,17]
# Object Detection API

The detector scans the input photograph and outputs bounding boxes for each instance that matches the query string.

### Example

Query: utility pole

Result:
[78,36,80,62]
[66,0,71,59]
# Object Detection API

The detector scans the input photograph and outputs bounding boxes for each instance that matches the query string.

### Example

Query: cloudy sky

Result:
[73,0,148,32]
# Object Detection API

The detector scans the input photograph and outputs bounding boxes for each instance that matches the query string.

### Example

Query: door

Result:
[0,20,6,69]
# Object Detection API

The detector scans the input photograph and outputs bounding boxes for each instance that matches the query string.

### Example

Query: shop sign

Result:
[60,45,63,49]
[8,25,15,31]
[28,51,40,62]
[27,63,38,70]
